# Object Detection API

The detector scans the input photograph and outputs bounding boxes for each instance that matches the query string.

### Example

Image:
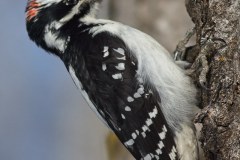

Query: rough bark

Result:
[186,0,240,159]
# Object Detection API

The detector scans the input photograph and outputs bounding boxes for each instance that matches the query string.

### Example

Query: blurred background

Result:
[0,0,193,159]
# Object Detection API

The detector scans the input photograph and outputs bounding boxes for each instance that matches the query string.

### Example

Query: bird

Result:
[25,0,200,159]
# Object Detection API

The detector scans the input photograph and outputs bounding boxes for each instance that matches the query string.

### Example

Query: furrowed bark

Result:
[186,0,240,159]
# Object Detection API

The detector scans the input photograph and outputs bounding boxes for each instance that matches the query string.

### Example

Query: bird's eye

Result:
[63,0,78,6]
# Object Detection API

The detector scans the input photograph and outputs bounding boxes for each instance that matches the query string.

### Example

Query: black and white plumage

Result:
[25,0,199,159]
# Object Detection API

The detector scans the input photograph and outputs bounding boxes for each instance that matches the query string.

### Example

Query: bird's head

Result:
[25,0,101,23]
[26,0,101,43]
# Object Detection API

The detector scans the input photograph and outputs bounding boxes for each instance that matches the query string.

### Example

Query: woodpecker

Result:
[26,0,199,159]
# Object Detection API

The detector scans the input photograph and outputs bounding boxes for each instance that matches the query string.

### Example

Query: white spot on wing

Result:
[146,119,153,126]
[121,114,126,119]
[136,130,140,135]
[143,154,152,160]
[142,125,149,132]
[67,36,71,42]
[156,148,162,155]
[103,46,109,58]
[103,51,109,57]
[149,106,158,118]
[117,56,126,60]
[163,125,167,132]
[125,106,131,111]
[142,132,146,138]
[134,92,141,98]
[102,64,107,71]
[132,133,137,139]
[112,73,122,79]
[103,46,109,52]
[137,87,145,95]
[124,139,134,146]
[158,141,164,149]
[159,131,166,140]
[113,48,125,55]
[159,125,167,140]
[127,96,134,102]
[113,48,126,60]
[115,63,125,70]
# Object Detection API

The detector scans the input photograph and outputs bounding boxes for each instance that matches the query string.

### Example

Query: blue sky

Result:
[0,1,108,160]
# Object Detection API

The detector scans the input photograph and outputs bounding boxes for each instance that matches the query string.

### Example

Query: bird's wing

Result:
[66,31,178,160]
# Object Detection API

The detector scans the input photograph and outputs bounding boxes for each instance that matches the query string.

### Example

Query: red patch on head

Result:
[26,0,40,21]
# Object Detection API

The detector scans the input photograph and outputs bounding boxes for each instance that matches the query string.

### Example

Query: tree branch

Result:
[186,0,240,159]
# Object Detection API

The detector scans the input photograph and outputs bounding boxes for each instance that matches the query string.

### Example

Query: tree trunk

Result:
[186,0,240,159]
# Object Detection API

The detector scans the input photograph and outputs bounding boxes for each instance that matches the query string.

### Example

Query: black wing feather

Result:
[63,31,178,160]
